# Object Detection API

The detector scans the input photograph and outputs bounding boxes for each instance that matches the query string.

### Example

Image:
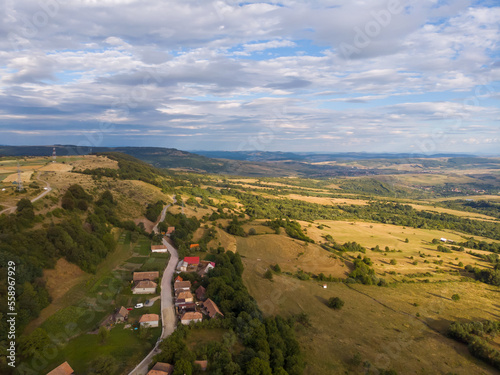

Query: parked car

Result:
[145,300,150,305]
[126,308,133,311]
[134,303,144,309]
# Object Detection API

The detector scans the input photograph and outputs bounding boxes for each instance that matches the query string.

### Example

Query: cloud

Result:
[0,0,498,153]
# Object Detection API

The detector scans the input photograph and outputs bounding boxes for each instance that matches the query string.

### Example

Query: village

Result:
[47,239,222,375]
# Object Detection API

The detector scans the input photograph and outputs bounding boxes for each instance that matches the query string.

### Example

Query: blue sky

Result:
[0,0,499,154]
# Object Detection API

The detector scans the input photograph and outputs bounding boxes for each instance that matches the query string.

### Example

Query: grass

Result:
[126,256,148,264]
[241,265,500,375]
[43,324,161,375]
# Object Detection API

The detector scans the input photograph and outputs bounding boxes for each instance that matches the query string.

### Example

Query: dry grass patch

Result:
[237,234,348,277]
[43,258,86,301]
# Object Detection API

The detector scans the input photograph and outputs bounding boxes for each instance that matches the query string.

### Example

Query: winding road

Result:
[129,198,179,375]
[0,174,52,215]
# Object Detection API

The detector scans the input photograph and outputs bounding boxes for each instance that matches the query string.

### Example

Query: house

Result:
[133,280,157,294]
[176,260,188,272]
[189,244,200,249]
[151,244,168,253]
[174,280,191,292]
[195,285,206,301]
[184,256,200,266]
[176,302,197,314]
[147,362,174,375]
[194,360,208,371]
[46,361,74,375]
[180,311,203,325]
[440,238,447,242]
[197,262,215,276]
[139,314,160,328]
[203,298,223,319]
[175,275,183,282]
[114,306,129,323]
[166,227,175,235]
[133,271,159,282]
[175,291,194,305]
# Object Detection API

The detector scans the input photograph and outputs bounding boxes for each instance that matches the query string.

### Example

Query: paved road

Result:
[128,199,178,375]
[0,174,52,215]
[152,196,176,235]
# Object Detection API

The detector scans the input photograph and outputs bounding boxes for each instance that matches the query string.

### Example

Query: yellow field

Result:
[237,233,348,277]
[286,194,368,206]
[3,171,34,183]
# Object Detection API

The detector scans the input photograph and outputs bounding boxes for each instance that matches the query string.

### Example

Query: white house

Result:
[139,314,160,328]
[151,244,168,253]
[133,280,157,294]
[180,311,203,325]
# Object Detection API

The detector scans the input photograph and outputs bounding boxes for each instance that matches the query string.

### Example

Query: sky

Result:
[1,0,499,154]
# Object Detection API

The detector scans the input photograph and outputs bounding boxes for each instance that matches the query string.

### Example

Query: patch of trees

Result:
[265,219,314,243]
[145,200,166,222]
[224,191,500,242]
[0,188,121,368]
[448,320,500,370]
[440,199,500,220]
[226,217,246,237]
[61,184,93,211]
[164,212,200,255]
[464,265,500,286]
[458,238,500,253]
[348,259,386,286]
[154,251,304,374]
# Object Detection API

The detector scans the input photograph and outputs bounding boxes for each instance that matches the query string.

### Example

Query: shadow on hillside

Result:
[426,292,451,301]
[315,295,328,307]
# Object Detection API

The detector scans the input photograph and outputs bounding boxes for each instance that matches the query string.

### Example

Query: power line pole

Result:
[17,161,23,191]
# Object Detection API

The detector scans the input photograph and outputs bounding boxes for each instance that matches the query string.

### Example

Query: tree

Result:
[172,359,192,375]
[390,259,397,265]
[264,269,273,280]
[327,297,344,310]
[405,238,409,243]
[88,355,118,375]
[98,326,109,344]
[452,294,460,302]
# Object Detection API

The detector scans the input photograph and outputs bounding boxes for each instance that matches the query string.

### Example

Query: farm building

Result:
[198,261,215,276]
[196,285,206,301]
[114,306,129,323]
[139,314,160,328]
[203,298,224,319]
[173,280,191,292]
[46,361,74,375]
[180,311,203,325]
[147,362,174,375]
[151,244,168,253]
[166,227,175,235]
[133,271,159,282]
[133,280,157,294]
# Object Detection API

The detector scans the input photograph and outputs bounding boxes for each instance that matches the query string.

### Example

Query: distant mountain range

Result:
[191,150,476,162]
[0,145,495,177]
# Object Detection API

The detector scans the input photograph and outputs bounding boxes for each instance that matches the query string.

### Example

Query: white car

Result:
[134,303,144,309]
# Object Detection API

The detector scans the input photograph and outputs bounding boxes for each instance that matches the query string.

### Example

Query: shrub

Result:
[390,259,397,265]
[264,269,273,280]
[327,297,345,310]
[452,294,460,302]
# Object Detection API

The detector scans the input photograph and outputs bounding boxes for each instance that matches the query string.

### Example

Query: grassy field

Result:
[241,264,500,375]
[43,324,160,374]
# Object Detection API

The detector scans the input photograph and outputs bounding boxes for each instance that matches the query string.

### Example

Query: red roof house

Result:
[184,256,200,265]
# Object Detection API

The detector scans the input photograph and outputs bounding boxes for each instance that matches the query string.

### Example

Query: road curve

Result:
[0,174,52,215]
[129,199,178,375]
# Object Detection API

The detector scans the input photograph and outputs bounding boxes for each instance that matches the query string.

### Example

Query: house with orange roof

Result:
[46,361,74,375]
[139,314,160,328]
